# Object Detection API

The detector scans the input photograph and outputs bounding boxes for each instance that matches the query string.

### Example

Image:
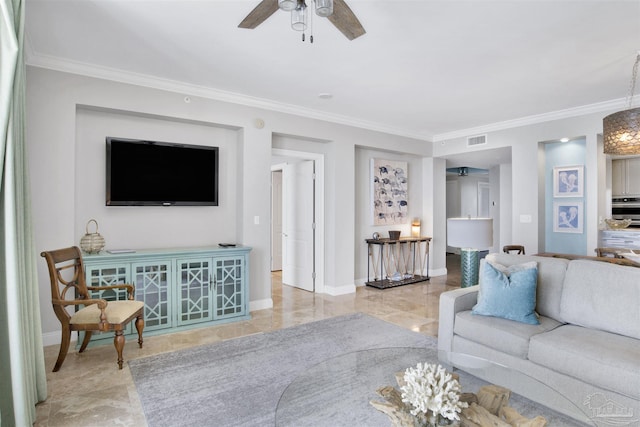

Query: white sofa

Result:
[438,253,640,426]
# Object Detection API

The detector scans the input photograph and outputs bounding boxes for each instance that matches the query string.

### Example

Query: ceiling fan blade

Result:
[238,0,279,29]
[327,0,366,40]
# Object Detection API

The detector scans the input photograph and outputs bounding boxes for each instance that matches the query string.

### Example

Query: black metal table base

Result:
[365,274,430,289]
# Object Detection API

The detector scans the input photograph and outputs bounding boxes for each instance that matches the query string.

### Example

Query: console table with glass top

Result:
[365,236,431,289]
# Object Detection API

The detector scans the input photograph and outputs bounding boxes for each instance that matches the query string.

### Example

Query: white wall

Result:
[27,67,432,342]
[354,147,427,283]
[499,163,513,250]
[446,174,489,218]
[424,157,447,276]
[434,113,609,255]
[75,108,240,248]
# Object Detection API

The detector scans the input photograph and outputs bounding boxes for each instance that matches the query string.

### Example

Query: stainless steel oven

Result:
[612,197,640,228]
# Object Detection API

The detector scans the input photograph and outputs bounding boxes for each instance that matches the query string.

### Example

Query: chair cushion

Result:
[454,310,562,359]
[472,260,539,324]
[529,325,640,399]
[70,300,144,325]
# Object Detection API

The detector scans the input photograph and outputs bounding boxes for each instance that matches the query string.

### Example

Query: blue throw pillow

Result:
[472,260,540,325]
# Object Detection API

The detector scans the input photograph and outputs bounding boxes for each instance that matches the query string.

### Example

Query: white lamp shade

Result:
[447,218,493,249]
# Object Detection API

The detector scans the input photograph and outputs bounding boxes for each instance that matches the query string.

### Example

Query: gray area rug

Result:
[129,313,583,427]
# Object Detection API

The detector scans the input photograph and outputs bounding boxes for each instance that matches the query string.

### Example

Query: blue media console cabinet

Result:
[81,246,251,345]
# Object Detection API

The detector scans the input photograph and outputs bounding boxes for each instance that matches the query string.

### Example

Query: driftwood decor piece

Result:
[371,372,548,427]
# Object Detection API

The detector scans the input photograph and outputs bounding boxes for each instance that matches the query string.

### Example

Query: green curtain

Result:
[0,0,48,426]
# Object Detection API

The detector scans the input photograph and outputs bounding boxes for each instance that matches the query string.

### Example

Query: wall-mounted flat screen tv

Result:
[106,137,219,206]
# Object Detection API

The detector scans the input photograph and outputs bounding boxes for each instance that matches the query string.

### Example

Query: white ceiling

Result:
[25,0,640,143]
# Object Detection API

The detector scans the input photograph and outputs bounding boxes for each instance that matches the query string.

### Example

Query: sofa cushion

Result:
[485,254,569,320]
[473,260,539,324]
[454,310,562,359]
[529,325,640,399]
[560,260,640,340]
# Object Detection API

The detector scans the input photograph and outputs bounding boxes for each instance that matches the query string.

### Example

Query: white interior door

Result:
[271,170,283,271]
[282,160,315,292]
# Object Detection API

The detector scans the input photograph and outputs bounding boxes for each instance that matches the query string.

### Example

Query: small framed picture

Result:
[553,165,584,198]
[553,201,583,233]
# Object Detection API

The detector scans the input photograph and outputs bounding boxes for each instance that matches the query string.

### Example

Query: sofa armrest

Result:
[437,286,479,358]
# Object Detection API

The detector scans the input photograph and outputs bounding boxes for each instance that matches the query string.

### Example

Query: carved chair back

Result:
[41,246,90,325]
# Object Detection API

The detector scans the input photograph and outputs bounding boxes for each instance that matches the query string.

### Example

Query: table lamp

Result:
[411,219,421,238]
[447,217,493,287]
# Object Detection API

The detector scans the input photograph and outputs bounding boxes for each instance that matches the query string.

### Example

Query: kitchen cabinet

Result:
[612,157,640,196]
[599,230,640,250]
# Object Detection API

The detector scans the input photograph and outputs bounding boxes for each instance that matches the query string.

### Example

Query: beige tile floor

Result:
[34,256,461,427]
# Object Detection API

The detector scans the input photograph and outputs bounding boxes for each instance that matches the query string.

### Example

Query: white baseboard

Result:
[430,267,447,277]
[249,298,273,312]
[42,330,69,347]
[324,283,356,296]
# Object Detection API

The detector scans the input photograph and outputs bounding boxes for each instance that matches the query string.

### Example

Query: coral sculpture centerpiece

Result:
[400,363,468,425]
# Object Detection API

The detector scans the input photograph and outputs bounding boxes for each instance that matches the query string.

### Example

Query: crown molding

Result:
[25,52,430,141]
[431,98,631,142]
[26,52,630,144]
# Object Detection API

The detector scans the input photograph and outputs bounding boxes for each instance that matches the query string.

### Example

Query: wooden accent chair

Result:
[503,245,525,255]
[40,246,144,371]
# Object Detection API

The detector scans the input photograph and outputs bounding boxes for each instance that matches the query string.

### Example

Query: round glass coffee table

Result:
[275,347,593,426]
[275,347,433,426]
[444,351,596,426]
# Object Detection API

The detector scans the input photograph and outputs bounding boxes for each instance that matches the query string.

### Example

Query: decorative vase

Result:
[389,230,401,240]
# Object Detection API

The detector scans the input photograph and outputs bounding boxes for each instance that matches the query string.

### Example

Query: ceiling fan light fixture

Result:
[291,2,308,31]
[278,0,297,11]
[314,0,333,17]
[238,0,365,42]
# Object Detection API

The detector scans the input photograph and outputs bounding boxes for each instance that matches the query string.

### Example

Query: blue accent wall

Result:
[545,139,587,255]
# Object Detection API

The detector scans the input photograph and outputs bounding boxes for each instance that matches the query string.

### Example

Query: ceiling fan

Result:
[238,0,366,41]
[446,167,489,177]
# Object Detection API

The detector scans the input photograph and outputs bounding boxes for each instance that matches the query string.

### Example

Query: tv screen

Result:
[106,137,219,206]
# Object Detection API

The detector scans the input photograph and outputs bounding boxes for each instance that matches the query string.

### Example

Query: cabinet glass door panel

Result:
[214,257,245,319]
[176,258,212,326]
[133,261,172,331]
[86,265,130,301]
[84,264,132,340]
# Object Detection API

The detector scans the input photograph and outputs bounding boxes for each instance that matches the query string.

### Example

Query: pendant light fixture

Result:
[279,0,333,42]
[603,52,640,155]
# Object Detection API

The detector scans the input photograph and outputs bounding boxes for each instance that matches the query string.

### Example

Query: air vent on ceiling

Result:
[467,135,487,147]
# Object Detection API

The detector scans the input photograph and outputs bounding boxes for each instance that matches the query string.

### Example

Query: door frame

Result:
[271,149,325,294]
[270,170,283,271]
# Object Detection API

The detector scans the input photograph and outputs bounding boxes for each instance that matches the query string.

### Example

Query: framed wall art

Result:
[553,201,583,233]
[371,158,408,225]
[553,165,584,197]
